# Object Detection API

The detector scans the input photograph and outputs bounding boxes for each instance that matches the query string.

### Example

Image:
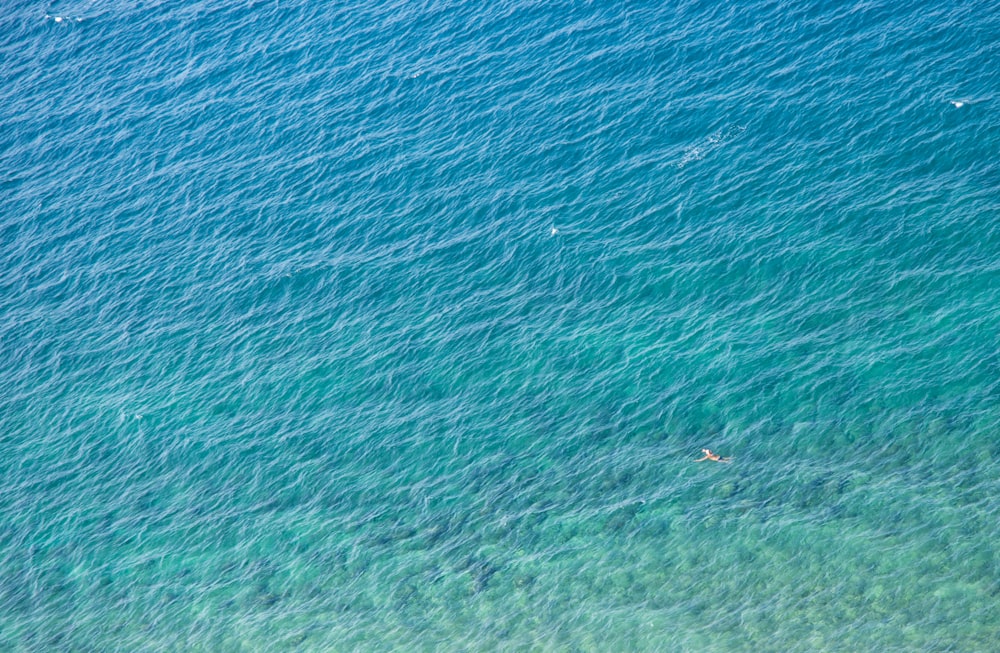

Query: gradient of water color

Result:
[2,0,999,650]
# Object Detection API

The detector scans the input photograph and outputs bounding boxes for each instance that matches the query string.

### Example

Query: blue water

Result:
[2,0,999,649]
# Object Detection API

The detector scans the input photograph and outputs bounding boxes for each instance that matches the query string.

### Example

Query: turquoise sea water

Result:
[2,0,999,650]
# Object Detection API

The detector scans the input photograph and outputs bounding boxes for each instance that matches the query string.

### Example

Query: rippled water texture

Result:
[2,0,999,650]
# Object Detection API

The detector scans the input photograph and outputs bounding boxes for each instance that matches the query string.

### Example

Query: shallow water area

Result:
[2,0,999,650]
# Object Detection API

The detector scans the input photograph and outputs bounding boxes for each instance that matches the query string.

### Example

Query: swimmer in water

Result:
[695,448,732,463]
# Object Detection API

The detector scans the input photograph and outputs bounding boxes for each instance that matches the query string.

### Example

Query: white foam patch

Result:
[45,14,84,23]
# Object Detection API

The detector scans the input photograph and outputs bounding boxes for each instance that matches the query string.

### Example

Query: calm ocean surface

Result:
[2,0,999,650]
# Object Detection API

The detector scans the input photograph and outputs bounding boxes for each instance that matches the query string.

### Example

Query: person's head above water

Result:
[696,448,732,463]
